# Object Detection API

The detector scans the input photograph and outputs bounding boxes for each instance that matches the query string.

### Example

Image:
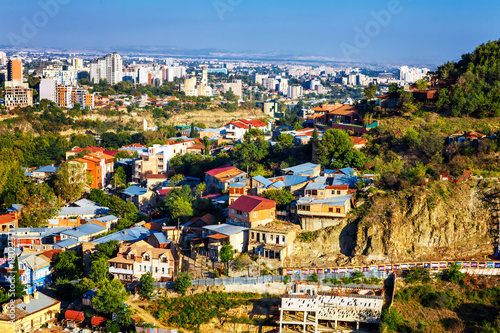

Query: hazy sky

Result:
[1,0,499,65]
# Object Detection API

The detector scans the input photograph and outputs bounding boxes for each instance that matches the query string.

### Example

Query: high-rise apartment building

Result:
[0,52,6,66]
[7,59,22,82]
[39,78,57,102]
[287,85,304,99]
[89,52,123,84]
[4,82,33,111]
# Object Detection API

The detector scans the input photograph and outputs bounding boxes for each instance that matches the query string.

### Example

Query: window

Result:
[282,236,285,243]
[329,208,333,212]
[244,212,248,217]
[162,257,167,263]
[236,210,242,215]
[336,208,341,213]
[337,190,341,195]
[162,267,165,273]
[251,232,254,239]
[270,212,274,217]
[331,190,335,195]
[319,192,323,196]
[253,212,257,218]
[270,235,274,240]
[231,209,235,214]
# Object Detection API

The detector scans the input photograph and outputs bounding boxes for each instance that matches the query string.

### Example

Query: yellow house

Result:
[0,292,61,333]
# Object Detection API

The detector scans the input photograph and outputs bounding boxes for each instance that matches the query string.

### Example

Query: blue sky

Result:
[1,0,499,65]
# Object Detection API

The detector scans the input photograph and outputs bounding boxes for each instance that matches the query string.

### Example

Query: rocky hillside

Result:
[287,180,498,267]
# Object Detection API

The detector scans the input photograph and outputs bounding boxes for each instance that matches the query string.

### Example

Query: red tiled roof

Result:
[91,317,107,327]
[103,150,120,156]
[326,185,349,190]
[229,195,276,213]
[225,121,249,129]
[158,188,174,196]
[205,165,235,177]
[121,143,146,148]
[208,233,229,240]
[42,249,62,260]
[65,310,84,322]
[146,174,168,179]
[239,119,267,127]
[188,213,217,225]
[0,212,18,225]
[351,137,367,145]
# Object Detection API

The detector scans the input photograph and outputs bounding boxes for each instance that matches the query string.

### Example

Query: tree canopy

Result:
[315,129,366,169]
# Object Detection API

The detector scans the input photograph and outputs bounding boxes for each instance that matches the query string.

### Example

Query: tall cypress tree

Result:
[13,256,26,299]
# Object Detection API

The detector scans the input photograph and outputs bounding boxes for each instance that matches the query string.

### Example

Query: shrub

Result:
[444,263,466,285]
[283,275,290,284]
[297,232,317,242]
[404,267,431,284]
[380,307,408,332]
[309,273,318,283]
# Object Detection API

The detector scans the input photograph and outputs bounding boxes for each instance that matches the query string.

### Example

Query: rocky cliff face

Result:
[287,181,497,267]
[353,181,496,263]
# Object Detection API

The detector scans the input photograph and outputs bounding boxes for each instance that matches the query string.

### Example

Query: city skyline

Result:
[1,0,499,65]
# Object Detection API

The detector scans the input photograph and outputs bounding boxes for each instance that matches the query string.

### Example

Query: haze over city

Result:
[1,0,500,65]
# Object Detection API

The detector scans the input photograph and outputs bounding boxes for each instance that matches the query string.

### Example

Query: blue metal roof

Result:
[94,215,118,222]
[203,223,248,236]
[331,174,359,188]
[55,238,79,249]
[339,167,357,176]
[281,162,319,175]
[152,232,170,244]
[33,165,58,173]
[16,292,59,314]
[282,175,314,187]
[60,223,106,239]
[91,226,154,244]
[252,175,272,187]
[270,180,286,189]
[122,185,148,197]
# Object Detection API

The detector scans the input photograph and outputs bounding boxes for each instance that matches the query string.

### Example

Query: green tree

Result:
[415,79,429,90]
[203,136,210,155]
[18,183,60,228]
[190,123,199,138]
[261,189,295,210]
[53,251,82,280]
[92,279,128,313]
[169,174,185,187]
[113,166,127,188]
[12,256,25,299]
[316,129,365,169]
[388,83,399,94]
[89,254,110,286]
[95,240,120,258]
[174,272,192,295]
[53,162,88,203]
[0,287,9,304]
[76,278,96,295]
[195,182,206,198]
[220,242,234,270]
[140,272,155,299]
[363,84,378,99]
[292,122,303,130]
[277,133,294,149]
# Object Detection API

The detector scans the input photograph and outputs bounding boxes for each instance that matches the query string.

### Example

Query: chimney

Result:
[22,294,30,304]
[33,291,39,300]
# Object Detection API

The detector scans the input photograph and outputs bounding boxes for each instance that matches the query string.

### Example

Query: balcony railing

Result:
[109,267,134,275]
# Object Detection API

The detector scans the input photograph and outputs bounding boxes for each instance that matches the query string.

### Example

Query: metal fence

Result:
[152,271,388,289]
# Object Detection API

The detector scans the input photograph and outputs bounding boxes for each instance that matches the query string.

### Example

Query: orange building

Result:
[0,212,19,232]
[7,59,22,82]
[227,195,276,228]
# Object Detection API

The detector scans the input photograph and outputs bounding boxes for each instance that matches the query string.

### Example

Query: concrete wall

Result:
[224,282,287,295]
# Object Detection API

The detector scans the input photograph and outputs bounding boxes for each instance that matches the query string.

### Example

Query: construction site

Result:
[277,280,389,332]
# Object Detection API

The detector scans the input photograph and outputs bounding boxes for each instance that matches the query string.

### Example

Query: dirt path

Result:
[126,295,170,329]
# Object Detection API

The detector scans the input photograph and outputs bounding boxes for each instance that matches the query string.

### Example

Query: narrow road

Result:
[126,295,170,329]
